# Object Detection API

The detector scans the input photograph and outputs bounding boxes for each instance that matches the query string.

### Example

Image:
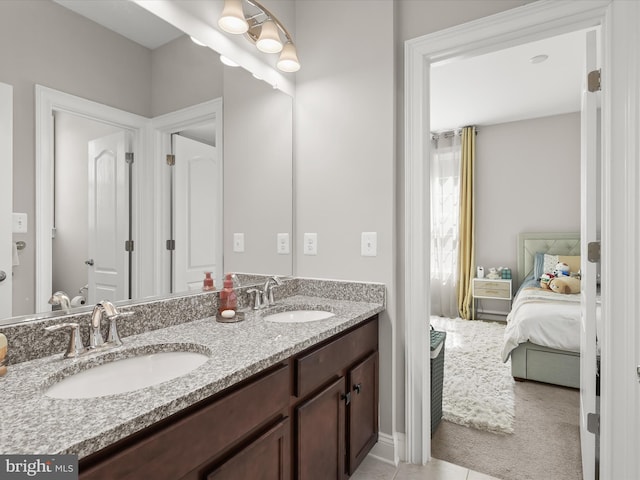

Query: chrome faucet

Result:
[262,276,282,307]
[90,300,133,348]
[49,291,71,311]
[46,300,134,359]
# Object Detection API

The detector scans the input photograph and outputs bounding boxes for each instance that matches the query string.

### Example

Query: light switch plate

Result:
[233,233,245,253]
[12,213,27,233]
[361,232,377,257]
[304,233,317,255]
[277,233,290,254]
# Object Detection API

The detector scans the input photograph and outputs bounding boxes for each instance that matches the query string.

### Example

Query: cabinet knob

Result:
[353,383,362,394]
[341,392,351,405]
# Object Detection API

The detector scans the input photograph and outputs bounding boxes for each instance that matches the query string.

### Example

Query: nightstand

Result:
[472,278,512,320]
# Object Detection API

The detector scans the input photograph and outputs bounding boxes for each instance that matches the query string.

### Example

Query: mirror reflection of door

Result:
[52,112,131,307]
[87,131,131,305]
[172,130,221,292]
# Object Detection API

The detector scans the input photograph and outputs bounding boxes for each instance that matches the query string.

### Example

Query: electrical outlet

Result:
[277,233,290,254]
[12,213,27,233]
[361,232,377,257]
[233,233,245,253]
[304,233,317,255]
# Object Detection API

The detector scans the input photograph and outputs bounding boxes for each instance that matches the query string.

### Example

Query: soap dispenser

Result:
[203,272,215,291]
[218,273,238,314]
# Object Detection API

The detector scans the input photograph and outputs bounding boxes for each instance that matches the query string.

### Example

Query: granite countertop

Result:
[1,295,383,459]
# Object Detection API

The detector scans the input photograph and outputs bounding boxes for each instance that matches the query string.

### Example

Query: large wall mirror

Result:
[0,0,293,323]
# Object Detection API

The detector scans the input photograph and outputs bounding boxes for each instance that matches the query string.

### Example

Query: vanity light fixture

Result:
[190,36,207,47]
[218,0,300,73]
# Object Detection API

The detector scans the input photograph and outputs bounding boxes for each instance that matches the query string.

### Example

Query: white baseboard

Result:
[368,432,405,465]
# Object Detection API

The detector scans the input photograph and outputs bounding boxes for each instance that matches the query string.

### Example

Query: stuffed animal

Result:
[486,267,500,279]
[549,276,581,294]
[554,262,571,277]
[539,272,555,289]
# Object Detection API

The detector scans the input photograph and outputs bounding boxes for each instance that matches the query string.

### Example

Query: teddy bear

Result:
[539,272,555,289]
[554,262,571,277]
[549,276,581,294]
[486,267,500,279]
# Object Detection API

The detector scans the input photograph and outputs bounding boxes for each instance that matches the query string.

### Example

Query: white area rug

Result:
[431,316,515,434]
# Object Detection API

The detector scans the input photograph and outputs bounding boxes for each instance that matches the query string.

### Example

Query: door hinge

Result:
[588,241,601,263]
[166,239,175,251]
[588,69,601,93]
[341,392,351,406]
[125,152,134,164]
[125,240,134,252]
[587,412,600,435]
[166,154,175,166]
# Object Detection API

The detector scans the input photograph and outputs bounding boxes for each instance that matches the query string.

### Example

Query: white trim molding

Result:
[35,85,149,313]
[404,0,623,469]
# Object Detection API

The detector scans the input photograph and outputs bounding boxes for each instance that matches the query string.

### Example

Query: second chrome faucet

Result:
[247,276,283,310]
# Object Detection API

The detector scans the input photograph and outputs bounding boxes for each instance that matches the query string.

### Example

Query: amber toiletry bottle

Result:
[203,272,215,291]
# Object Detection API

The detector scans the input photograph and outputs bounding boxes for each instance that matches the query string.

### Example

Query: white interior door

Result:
[88,131,129,304]
[580,29,599,480]
[0,83,12,318]
[173,134,221,292]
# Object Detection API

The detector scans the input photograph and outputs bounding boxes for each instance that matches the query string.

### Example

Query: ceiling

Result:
[430,28,593,132]
[54,1,592,132]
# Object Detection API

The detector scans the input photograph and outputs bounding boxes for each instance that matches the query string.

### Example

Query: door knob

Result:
[0,271,6,282]
[85,259,94,266]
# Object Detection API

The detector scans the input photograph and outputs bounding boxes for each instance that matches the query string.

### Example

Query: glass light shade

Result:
[256,20,283,53]
[218,0,248,34]
[190,36,206,47]
[277,42,300,72]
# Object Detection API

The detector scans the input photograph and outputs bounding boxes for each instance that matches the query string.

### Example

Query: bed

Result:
[501,232,582,388]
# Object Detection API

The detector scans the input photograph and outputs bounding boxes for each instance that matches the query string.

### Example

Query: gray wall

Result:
[295,0,535,442]
[475,112,580,316]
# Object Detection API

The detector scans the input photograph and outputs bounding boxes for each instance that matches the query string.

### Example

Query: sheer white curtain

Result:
[430,134,461,318]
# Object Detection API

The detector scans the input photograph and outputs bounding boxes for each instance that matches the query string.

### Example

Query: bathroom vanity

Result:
[79,316,378,480]
[0,278,384,480]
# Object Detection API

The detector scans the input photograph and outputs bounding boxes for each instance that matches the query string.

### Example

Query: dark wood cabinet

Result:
[78,315,379,480]
[296,378,346,480]
[347,351,378,475]
[206,418,290,480]
[292,317,379,480]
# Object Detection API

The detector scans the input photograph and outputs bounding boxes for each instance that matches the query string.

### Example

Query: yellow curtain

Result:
[457,126,476,319]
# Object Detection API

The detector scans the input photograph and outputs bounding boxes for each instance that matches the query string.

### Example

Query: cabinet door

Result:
[296,377,346,480]
[348,352,379,475]
[206,418,290,480]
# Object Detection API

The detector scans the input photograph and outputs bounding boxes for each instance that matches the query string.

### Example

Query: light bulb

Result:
[277,42,300,72]
[256,20,283,53]
[218,0,248,34]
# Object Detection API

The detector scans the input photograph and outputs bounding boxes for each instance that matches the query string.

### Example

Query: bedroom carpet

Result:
[430,317,582,480]
[430,316,515,434]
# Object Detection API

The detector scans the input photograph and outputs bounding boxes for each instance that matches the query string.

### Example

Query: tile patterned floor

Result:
[351,455,501,480]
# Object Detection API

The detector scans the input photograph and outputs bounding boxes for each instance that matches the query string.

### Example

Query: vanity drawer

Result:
[295,317,378,398]
[80,364,289,480]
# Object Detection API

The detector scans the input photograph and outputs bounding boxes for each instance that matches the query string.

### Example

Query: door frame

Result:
[35,86,149,313]
[404,1,640,476]
[150,98,223,296]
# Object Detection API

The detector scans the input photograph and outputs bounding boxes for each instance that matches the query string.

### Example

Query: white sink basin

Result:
[46,351,209,399]
[264,310,335,323]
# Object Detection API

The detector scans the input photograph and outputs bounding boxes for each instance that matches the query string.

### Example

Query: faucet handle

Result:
[45,322,86,358]
[246,288,264,310]
[106,311,134,347]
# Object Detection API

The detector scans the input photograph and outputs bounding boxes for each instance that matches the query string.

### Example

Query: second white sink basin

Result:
[264,310,335,323]
[46,351,209,399]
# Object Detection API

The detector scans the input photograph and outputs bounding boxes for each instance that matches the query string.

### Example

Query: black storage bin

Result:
[430,328,446,436]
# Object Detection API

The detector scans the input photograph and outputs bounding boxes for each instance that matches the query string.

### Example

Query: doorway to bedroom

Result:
[427,27,598,480]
